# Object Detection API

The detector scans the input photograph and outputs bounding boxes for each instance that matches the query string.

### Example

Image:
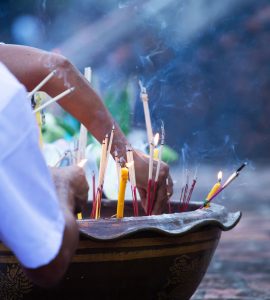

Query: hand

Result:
[133,150,173,215]
[50,166,89,215]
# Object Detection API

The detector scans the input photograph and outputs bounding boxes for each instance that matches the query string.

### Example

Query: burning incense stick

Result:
[154,125,164,182]
[180,170,189,212]
[150,126,165,215]
[185,167,198,209]
[114,149,121,183]
[126,146,138,216]
[33,87,75,113]
[129,147,139,216]
[28,70,57,99]
[222,163,246,189]
[139,81,153,145]
[201,163,247,209]
[105,125,115,170]
[94,139,106,219]
[93,129,114,219]
[147,133,159,215]
[183,173,197,212]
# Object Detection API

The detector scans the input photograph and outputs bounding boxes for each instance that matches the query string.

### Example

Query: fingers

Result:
[69,166,89,213]
[151,180,167,215]
[137,187,147,213]
[152,165,174,215]
[166,174,173,197]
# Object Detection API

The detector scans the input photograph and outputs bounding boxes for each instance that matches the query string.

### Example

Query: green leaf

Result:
[161,145,179,163]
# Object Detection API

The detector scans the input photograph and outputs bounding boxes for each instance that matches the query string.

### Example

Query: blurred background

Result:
[1,0,269,298]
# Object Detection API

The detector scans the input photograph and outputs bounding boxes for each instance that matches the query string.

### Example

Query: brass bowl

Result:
[0,201,241,300]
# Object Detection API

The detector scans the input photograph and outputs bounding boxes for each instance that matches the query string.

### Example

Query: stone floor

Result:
[173,164,270,300]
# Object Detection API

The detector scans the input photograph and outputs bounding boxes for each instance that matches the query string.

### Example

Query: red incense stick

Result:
[180,183,189,212]
[183,179,197,212]
[131,185,138,217]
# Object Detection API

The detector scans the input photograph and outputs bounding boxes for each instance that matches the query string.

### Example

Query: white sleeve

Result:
[0,63,65,269]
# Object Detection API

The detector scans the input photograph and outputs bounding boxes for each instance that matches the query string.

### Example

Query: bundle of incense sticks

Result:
[91,126,115,219]
[179,169,197,212]
[200,163,247,209]
[126,146,139,216]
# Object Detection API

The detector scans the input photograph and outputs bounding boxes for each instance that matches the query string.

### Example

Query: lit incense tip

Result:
[236,162,247,173]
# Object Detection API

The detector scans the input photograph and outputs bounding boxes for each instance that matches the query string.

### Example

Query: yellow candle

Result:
[205,171,222,207]
[153,148,159,160]
[116,167,129,218]
[77,213,82,220]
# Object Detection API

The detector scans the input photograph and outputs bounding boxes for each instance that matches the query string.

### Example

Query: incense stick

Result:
[114,149,121,183]
[33,87,75,113]
[126,146,138,216]
[139,81,153,145]
[200,163,247,209]
[129,148,139,216]
[180,170,189,212]
[28,70,57,99]
[184,178,197,212]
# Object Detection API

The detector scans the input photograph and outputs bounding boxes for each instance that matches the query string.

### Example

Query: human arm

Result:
[0,44,173,214]
[0,64,88,287]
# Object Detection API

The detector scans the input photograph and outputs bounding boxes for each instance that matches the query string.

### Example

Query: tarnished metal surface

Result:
[78,202,241,241]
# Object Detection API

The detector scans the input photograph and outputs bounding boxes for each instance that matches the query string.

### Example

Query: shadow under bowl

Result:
[0,201,241,300]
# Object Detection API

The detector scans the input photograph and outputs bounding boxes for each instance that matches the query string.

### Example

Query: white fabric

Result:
[0,63,65,268]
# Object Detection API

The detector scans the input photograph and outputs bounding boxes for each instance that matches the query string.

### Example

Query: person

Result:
[0,44,173,214]
[0,62,89,287]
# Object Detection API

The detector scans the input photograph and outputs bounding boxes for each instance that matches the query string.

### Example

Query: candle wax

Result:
[117,167,129,218]
[205,182,221,207]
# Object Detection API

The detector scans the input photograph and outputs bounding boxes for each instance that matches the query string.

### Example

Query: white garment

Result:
[0,63,65,268]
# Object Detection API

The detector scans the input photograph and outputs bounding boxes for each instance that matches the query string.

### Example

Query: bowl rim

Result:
[78,201,242,241]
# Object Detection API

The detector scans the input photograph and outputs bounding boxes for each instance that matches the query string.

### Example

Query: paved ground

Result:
[173,164,270,300]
